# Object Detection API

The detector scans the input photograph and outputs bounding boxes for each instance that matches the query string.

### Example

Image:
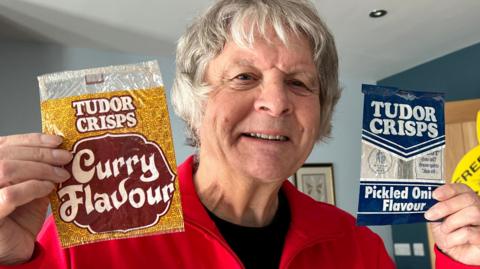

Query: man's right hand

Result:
[0,133,72,265]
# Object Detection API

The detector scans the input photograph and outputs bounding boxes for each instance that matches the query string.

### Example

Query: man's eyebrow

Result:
[219,59,256,79]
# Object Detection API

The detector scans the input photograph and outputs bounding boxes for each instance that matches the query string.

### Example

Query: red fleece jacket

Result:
[0,156,477,268]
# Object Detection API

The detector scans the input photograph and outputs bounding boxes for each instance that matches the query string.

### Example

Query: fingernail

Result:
[42,135,62,145]
[425,209,437,220]
[52,149,72,161]
[43,181,55,190]
[54,167,71,179]
[432,187,446,200]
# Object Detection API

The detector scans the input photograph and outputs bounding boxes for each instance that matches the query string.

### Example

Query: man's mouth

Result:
[242,132,289,141]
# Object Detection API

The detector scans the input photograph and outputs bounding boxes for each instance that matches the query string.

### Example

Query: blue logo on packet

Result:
[361,84,445,159]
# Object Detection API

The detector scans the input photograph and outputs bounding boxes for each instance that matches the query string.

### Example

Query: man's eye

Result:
[227,73,259,90]
[289,80,308,88]
[234,73,255,81]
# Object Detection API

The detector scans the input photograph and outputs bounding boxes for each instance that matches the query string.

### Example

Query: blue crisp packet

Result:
[356,84,445,225]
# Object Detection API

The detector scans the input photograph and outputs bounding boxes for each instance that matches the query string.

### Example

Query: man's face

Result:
[199,30,321,183]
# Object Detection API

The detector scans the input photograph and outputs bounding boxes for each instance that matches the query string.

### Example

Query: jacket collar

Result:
[280,180,348,267]
[177,155,222,236]
[282,181,347,241]
[177,155,347,248]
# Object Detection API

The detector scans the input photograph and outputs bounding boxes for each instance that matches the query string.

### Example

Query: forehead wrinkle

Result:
[282,63,316,75]
[216,40,317,80]
[230,56,314,74]
[235,59,256,68]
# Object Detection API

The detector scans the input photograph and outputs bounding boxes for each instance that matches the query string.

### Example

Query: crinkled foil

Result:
[39,61,184,248]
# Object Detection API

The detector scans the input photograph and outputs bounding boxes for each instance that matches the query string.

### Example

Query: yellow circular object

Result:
[451,145,480,195]
[451,111,480,194]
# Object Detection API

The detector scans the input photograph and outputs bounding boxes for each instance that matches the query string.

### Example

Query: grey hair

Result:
[172,0,341,147]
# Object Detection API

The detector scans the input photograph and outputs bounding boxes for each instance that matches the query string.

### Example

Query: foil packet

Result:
[356,84,445,225]
[39,61,184,248]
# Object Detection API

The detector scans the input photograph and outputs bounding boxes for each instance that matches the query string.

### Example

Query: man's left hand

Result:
[426,183,480,265]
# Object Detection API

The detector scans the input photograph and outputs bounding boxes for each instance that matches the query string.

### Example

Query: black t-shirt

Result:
[207,192,291,269]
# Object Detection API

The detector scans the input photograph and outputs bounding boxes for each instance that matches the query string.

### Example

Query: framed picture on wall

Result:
[294,163,335,205]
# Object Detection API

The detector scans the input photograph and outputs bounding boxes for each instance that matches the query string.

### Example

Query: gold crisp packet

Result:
[38,61,184,248]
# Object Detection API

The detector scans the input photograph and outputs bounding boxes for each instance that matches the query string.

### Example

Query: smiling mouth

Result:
[243,133,289,141]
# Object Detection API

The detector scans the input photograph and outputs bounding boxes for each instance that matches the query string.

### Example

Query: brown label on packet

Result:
[40,64,184,248]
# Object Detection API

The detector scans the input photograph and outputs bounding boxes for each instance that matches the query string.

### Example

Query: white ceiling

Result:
[1,0,480,80]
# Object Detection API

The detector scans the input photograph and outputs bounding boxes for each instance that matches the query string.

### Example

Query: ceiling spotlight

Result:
[369,9,387,18]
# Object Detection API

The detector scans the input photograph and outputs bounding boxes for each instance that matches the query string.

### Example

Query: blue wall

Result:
[379,42,480,101]
[379,42,480,269]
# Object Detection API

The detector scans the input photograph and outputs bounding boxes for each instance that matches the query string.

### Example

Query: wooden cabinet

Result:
[427,98,480,268]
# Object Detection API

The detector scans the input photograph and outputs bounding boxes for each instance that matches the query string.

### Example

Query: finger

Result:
[440,226,480,250]
[0,160,70,186]
[432,183,473,201]
[0,180,55,219]
[439,204,480,234]
[0,133,62,148]
[425,191,479,221]
[0,146,72,165]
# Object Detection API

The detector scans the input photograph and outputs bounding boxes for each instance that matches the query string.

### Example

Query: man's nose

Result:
[254,77,293,117]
